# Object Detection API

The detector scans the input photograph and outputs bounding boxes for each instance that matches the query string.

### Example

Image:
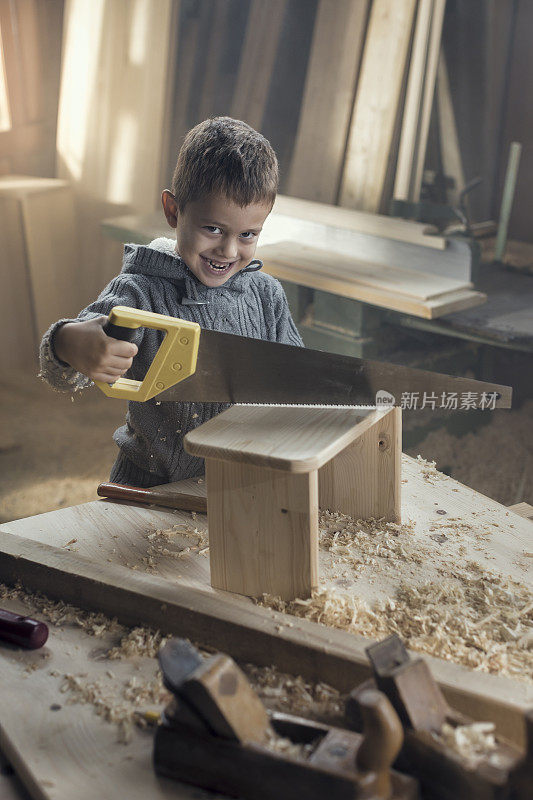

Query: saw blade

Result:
[154,329,512,409]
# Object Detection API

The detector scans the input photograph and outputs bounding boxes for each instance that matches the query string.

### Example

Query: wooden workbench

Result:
[0,455,531,800]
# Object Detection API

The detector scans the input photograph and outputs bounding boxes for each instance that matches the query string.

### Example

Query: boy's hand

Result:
[53,317,138,383]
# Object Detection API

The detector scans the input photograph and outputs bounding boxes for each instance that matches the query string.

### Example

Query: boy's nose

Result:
[217,236,239,260]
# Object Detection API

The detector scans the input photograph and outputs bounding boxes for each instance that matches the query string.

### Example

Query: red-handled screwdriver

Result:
[0,608,49,649]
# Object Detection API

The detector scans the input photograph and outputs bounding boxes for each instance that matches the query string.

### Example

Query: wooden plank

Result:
[393,0,434,202]
[436,50,465,206]
[258,240,472,301]
[411,0,446,202]
[257,241,486,319]
[319,407,401,523]
[20,186,80,336]
[230,0,286,130]
[508,502,533,522]
[197,0,231,121]
[184,405,378,473]
[206,458,319,600]
[339,0,417,212]
[286,0,369,204]
[272,194,445,249]
[0,196,37,370]
[0,176,81,338]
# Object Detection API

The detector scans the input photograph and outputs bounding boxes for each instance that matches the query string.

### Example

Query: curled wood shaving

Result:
[140,522,209,570]
[416,454,444,484]
[436,721,497,765]
[264,728,315,760]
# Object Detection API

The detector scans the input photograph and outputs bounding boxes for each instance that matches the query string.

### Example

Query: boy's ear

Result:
[161,190,178,228]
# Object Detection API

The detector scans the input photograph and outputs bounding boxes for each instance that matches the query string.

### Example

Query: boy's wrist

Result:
[51,322,74,366]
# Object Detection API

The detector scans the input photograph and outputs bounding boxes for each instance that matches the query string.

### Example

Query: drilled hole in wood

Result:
[378,434,389,451]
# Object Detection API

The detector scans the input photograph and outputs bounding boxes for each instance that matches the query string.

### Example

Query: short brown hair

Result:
[171,117,278,211]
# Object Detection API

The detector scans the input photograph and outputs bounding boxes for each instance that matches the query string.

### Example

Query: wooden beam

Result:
[393,0,434,202]
[257,241,485,319]
[411,0,447,202]
[258,241,472,301]
[0,177,81,338]
[286,0,369,204]
[206,458,319,600]
[339,0,417,212]
[319,407,401,523]
[271,194,445,249]
[508,502,533,522]
[436,49,465,206]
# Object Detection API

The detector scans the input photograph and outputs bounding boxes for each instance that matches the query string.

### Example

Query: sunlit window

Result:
[0,26,11,132]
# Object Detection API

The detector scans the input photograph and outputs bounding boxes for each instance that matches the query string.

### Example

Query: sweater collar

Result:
[121,237,262,300]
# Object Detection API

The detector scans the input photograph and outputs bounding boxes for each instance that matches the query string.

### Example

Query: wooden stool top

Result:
[184,404,386,472]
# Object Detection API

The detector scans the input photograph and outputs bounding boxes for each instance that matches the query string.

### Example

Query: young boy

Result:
[39,117,304,487]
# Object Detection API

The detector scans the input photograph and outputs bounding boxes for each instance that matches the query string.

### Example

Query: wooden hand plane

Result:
[153,638,418,800]
[345,634,532,800]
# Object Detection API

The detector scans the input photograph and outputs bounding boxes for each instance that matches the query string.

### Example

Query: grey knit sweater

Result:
[39,237,304,485]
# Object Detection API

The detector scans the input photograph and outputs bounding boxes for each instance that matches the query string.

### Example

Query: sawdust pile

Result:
[409,401,533,506]
[259,510,533,682]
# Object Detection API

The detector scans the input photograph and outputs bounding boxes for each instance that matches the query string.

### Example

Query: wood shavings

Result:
[319,509,425,568]
[243,663,343,722]
[106,627,168,660]
[60,673,135,742]
[264,728,316,760]
[436,721,497,766]
[0,583,120,637]
[409,401,533,505]
[140,523,209,571]
[416,454,444,484]
[259,552,533,681]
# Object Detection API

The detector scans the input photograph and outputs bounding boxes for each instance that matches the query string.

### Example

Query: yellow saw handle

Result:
[94,306,200,401]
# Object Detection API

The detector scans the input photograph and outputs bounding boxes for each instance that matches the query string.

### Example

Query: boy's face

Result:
[162,191,271,287]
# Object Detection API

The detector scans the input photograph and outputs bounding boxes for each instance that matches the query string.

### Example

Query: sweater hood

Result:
[120,237,263,295]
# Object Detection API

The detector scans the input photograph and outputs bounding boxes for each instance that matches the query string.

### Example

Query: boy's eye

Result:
[240,231,256,240]
[203,226,221,234]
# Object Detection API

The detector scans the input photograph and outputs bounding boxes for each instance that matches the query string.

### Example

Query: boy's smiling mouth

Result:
[200,255,236,275]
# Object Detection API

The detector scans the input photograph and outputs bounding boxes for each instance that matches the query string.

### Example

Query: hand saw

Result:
[94,306,512,408]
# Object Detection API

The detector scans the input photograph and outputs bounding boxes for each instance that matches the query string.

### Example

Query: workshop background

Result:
[0,0,532,522]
